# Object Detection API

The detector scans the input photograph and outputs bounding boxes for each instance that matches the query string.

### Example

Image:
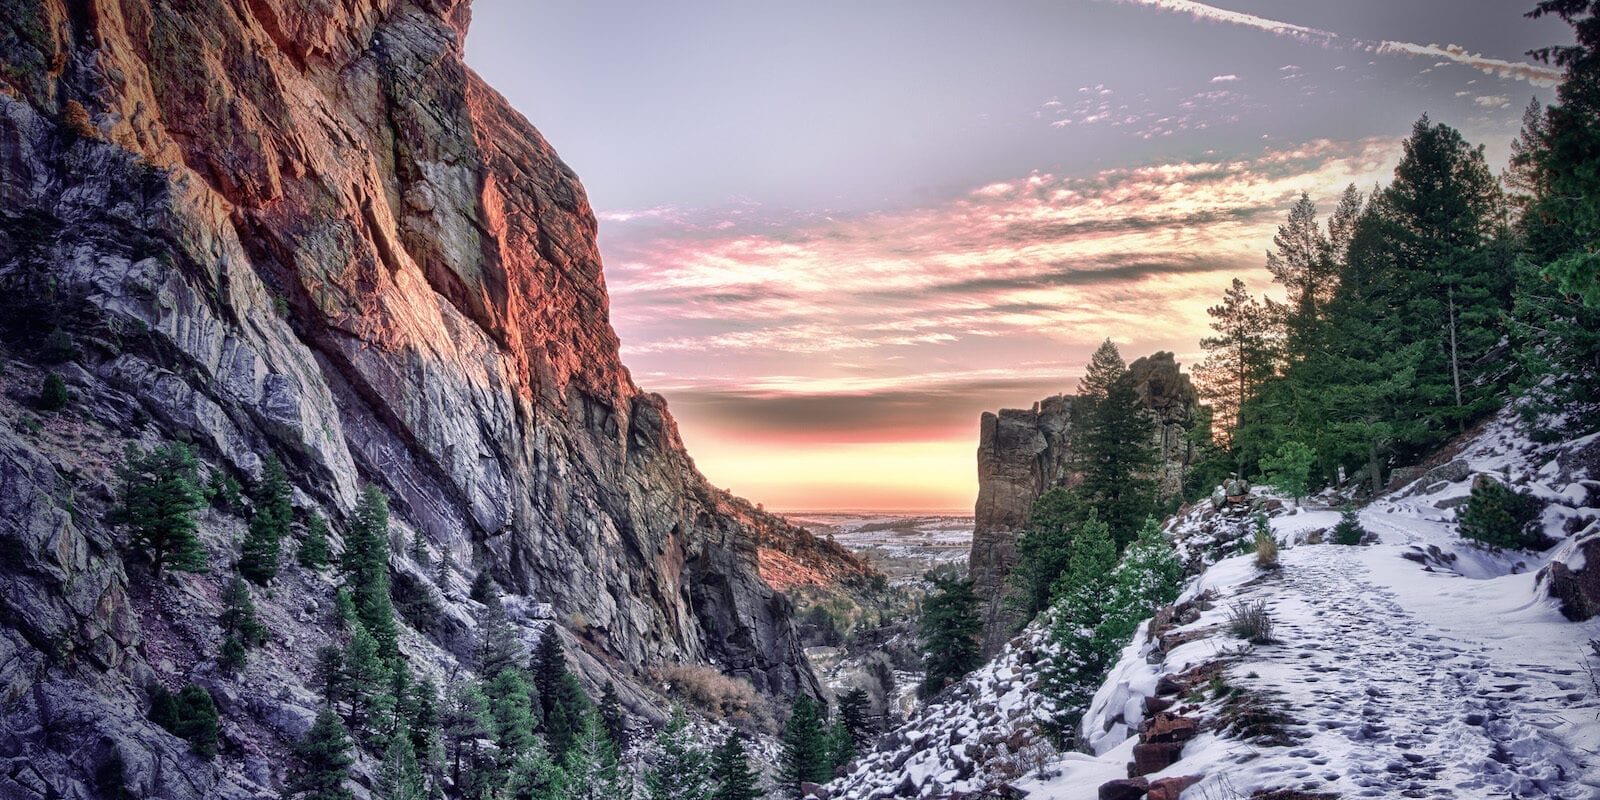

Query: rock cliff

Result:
[968,352,1200,653]
[0,1,830,796]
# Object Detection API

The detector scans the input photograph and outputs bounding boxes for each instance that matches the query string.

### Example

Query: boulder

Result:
[1131,742,1186,776]
[1099,777,1150,800]
[1148,775,1203,800]
[1543,534,1600,621]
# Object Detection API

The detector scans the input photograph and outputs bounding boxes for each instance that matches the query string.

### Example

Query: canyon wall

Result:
[0,1,840,795]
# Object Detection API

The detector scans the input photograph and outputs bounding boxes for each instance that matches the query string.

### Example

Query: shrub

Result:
[651,664,772,731]
[38,372,69,411]
[149,684,219,757]
[1459,476,1543,550]
[1254,530,1279,570]
[41,328,77,363]
[1332,505,1366,546]
[1260,440,1314,505]
[60,100,97,139]
[1214,681,1297,746]
[1227,599,1277,644]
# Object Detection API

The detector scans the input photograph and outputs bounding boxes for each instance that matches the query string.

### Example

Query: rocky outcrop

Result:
[968,354,1200,653]
[0,0,825,795]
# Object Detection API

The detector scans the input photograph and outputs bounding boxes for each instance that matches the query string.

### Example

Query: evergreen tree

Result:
[836,687,873,752]
[1007,488,1088,624]
[442,680,491,792]
[435,547,454,590]
[1074,343,1158,545]
[1384,116,1509,436]
[645,706,711,800]
[475,581,524,680]
[917,572,982,697]
[114,442,207,576]
[546,672,591,763]
[708,733,763,800]
[299,513,330,570]
[39,372,69,411]
[1525,0,1600,307]
[486,667,539,760]
[378,725,428,800]
[778,694,832,796]
[406,676,443,769]
[149,684,220,757]
[533,626,569,717]
[314,643,346,708]
[333,588,357,629]
[1332,505,1367,546]
[1326,184,1366,267]
[599,681,628,752]
[1197,279,1277,457]
[506,737,567,800]
[562,708,629,800]
[827,718,855,770]
[1260,441,1315,505]
[239,456,291,585]
[287,707,354,800]
[408,530,430,568]
[341,622,394,736]
[341,485,399,659]
[1266,192,1337,322]
[218,574,267,673]
[1459,476,1544,550]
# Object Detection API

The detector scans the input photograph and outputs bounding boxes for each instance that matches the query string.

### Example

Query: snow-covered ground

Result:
[824,410,1600,800]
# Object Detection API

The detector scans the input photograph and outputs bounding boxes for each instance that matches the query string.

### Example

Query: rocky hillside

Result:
[969,352,1201,653]
[0,0,838,796]
[824,406,1600,800]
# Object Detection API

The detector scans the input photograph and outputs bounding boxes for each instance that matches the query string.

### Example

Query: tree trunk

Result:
[1368,439,1383,497]
[1447,283,1463,426]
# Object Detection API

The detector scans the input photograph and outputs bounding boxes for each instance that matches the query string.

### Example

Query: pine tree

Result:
[827,717,855,769]
[442,680,491,792]
[917,572,982,697]
[314,644,346,709]
[378,724,428,800]
[646,706,711,800]
[299,513,330,570]
[708,732,763,800]
[149,684,220,758]
[434,546,454,590]
[546,672,591,762]
[1075,347,1158,546]
[1459,476,1544,550]
[1525,0,1600,307]
[341,621,394,736]
[778,694,832,796]
[1332,505,1367,546]
[486,668,538,760]
[239,456,291,585]
[407,530,430,568]
[1266,192,1337,322]
[1197,278,1277,456]
[341,485,399,660]
[114,442,208,576]
[1260,441,1315,505]
[562,708,629,800]
[475,582,524,679]
[218,573,267,673]
[1007,488,1088,624]
[38,372,69,411]
[533,626,569,717]
[506,737,567,800]
[836,687,873,752]
[599,681,628,753]
[287,707,354,800]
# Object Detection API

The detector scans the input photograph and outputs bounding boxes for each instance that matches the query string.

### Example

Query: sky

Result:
[465,1,1571,514]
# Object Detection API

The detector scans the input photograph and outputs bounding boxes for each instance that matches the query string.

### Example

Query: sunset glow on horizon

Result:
[468,1,1571,513]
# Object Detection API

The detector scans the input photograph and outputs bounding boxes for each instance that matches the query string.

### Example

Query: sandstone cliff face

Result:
[0,1,823,795]
[968,353,1199,653]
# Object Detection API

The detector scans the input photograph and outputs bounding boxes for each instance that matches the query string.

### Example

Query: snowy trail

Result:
[1252,544,1591,798]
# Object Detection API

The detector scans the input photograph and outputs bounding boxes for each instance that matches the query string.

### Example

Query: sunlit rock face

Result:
[969,353,1200,654]
[0,1,818,792]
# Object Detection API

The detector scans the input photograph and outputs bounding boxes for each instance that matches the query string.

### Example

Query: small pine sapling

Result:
[1332,505,1367,546]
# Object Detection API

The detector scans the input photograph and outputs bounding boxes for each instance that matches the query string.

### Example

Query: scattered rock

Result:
[1098,777,1150,800]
